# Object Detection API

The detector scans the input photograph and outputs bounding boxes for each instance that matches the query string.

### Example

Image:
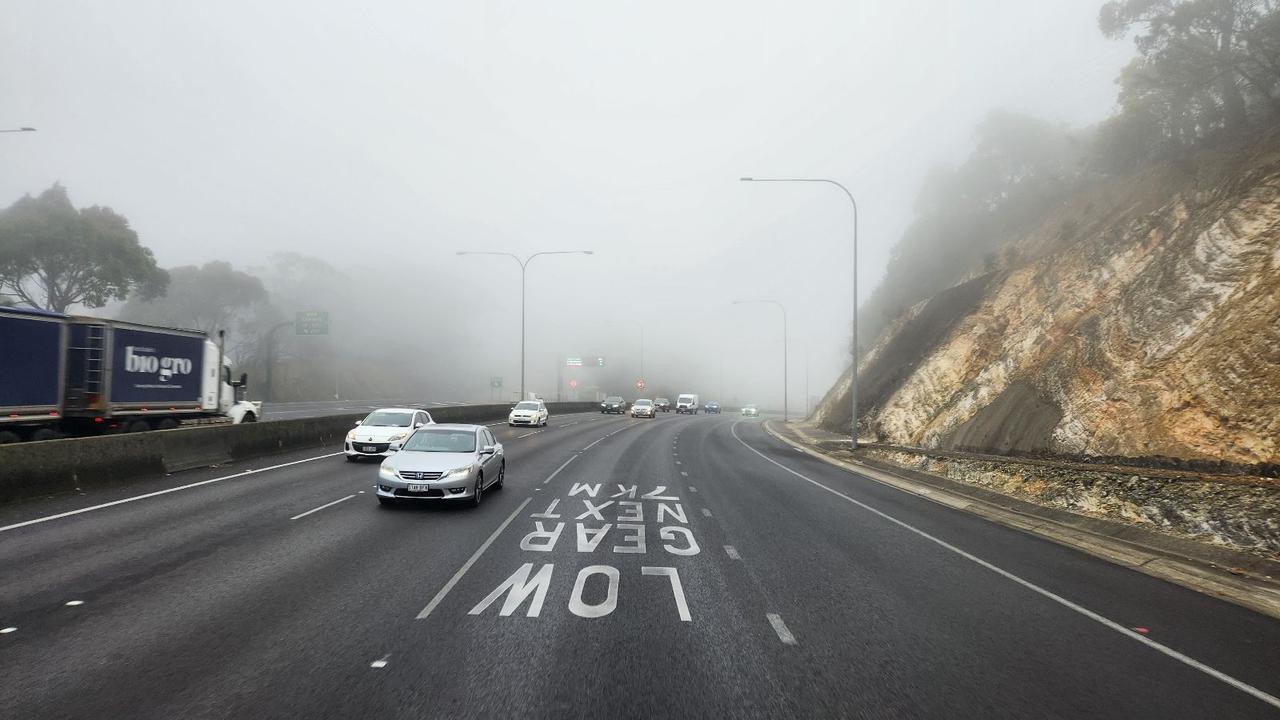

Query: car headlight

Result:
[346,430,357,441]
[378,465,399,480]
[442,465,472,478]
[389,432,409,442]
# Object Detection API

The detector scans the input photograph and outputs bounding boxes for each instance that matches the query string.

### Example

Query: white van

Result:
[675,394,700,414]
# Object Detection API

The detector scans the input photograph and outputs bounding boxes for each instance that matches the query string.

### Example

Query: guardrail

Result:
[0,402,602,503]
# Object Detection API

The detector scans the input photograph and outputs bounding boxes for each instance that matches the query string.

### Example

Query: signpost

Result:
[490,376,503,402]
[566,357,582,367]
[569,379,578,389]
[295,311,329,336]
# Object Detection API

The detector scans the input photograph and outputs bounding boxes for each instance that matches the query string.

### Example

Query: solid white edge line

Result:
[0,452,343,534]
[543,455,579,485]
[289,494,357,521]
[767,613,798,645]
[730,422,1280,711]
[415,497,532,620]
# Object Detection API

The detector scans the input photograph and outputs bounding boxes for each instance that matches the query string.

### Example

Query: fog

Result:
[1,1,1133,410]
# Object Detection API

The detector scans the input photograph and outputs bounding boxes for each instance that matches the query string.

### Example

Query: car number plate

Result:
[408,484,429,492]
[362,445,378,452]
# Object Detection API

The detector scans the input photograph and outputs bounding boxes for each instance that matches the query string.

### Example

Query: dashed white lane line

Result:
[543,455,579,484]
[559,422,579,428]
[681,471,689,477]
[290,494,357,521]
[701,508,713,518]
[64,600,84,607]
[767,613,798,645]
[689,486,698,493]
[370,655,390,669]
[517,430,545,439]
[732,422,1280,710]
[0,452,343,534]
[581,422,639,451]
[0,627,15,634]
[724,545,741,560]
[416,497,533,620]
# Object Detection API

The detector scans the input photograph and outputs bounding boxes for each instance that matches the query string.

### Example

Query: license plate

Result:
[362,445,378,452]
[408,484,429,492]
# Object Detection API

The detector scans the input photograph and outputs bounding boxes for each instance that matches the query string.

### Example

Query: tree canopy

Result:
[0,184,167,312]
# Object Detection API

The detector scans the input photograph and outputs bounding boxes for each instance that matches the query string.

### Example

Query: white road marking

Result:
[64,600,84,607]
[416,497,533,620]
[0,627,15,634]
[701,508,712,518]
[559,422,579,428]
[724,545,741,560]
[517,430,544,439]
[767,613,798,645]
[370,655,390,669]
[581,422,639,451]
[681,472,689,477]
[0,452,343,534]
[676,461,682,465]
[731,423,1280,710]
[543,455,579,485]
[290,494,357,521]
[689,486,698,492]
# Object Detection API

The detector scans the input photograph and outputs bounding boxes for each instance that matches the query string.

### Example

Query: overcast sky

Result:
[2,1,1134,407]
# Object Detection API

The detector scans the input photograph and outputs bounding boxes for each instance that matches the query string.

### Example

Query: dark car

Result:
[601,396,627,414]
[704,401,721,414]
[654,397,671,412]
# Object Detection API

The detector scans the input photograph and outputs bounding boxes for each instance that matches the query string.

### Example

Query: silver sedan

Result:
[375,424,505,507]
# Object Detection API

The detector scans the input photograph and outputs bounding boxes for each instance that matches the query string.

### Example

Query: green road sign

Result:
[490,377,503,389]
[295,311,329,336]
[595,356,606,367]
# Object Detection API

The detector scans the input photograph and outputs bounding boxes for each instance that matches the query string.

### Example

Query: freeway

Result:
[1,412,1277,718]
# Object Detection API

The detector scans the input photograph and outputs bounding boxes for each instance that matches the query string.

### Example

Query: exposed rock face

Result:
[816,135,1280,466]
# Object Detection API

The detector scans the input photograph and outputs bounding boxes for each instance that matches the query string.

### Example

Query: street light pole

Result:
[732,300,788,422]
[741,177,859,447]
[634,320,645,381]
[457,250,593,401]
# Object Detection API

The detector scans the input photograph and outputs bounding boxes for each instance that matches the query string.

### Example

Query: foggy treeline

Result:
[857,0,1280,353]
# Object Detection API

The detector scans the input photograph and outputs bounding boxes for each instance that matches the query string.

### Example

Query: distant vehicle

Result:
[630,398,656,418]
[704,401,721,414]
[654,397,671,412]
[675,393,699,414]
[741,404,759,418]
[508,399,548,427]
[601,396,627,414]
[0,307,261,443]
[375,424,503,507]
[346,407,433,461]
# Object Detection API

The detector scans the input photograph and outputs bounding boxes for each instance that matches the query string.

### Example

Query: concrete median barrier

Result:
[0,402,600,503]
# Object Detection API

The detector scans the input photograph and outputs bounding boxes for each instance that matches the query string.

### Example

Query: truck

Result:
[675,393,699,414]
[0,306,262,443]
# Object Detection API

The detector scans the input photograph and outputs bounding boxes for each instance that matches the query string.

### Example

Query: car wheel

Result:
[494,462,505,489]
[0,430,20,444]
[378,497,396,507]
[241,413,257,423]
[156,418,180,431]
[470,473,484,508]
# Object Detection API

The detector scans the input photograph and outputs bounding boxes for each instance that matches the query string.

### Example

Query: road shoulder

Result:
[764,420,1280,621]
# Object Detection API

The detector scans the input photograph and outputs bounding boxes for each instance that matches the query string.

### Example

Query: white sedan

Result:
[630,399,656,418]
[346,408,433,461]
[509,400,549,427]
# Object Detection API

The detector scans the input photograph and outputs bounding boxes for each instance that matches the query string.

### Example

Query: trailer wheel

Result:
[126,420,151,433]
[156,419,180,431]
[30,428,57,442]
[0,430,20,444]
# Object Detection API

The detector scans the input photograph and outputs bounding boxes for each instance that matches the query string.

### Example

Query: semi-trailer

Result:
[0,306,261,442]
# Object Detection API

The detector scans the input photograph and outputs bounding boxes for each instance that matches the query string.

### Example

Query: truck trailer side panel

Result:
[0,307,66,421]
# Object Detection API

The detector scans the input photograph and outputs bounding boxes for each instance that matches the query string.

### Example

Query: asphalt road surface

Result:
[2,411,1278,718]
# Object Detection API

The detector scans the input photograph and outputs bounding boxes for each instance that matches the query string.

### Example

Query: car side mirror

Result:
[354,420,362,427]
[481,444,496,455]
[414,422,425,428]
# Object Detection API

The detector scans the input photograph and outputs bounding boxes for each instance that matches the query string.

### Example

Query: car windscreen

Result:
[606,397,623,402]
[402,429,477,453]
[635,400,652,406]
[678,396,694,402]
[362,411,413,427]
[515,402,541,410]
